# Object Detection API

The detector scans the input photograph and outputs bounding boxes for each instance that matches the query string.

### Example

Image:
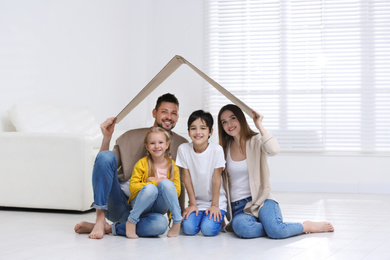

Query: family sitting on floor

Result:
[74,93,334,239]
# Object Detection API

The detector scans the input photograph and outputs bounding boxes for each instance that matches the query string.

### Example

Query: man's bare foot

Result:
[303,221,335,233]
[74,221,95,234]
[167,223,181,237]
[75,221,111,236]
[88,209,109,239]
[126,221,138,239]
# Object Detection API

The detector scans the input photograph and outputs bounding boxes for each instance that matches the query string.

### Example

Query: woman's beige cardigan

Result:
[223,132,280,225]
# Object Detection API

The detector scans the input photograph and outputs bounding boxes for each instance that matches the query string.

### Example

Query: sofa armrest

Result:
[0,132,95,211]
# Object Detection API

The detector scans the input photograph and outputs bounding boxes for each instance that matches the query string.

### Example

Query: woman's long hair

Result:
[218,104,257,154]
[144,127,175,180]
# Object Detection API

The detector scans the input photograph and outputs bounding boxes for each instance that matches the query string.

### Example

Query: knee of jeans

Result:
[95,151,116,167]
[232,215,246,237]
[181,220,199,236]
[148,214,169,236]
[200,221,221,237]
[232,214,259,238]
[137,213,168,237]
[141,184,159,199]
[265,225,290,239]
[159,179,175,190]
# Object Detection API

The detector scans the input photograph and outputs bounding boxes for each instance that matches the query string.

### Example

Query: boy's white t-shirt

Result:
[176,142,227,211]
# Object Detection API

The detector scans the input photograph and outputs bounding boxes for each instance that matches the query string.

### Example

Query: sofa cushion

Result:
[7,104,101,139]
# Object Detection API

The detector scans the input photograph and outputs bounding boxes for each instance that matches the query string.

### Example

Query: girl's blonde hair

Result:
[144,127,175,180]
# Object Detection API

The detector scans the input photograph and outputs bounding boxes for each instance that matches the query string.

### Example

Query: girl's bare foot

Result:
[126,221,138,239]
[167,223,181,237]
[303,221,335,233]
[74,221,95,234]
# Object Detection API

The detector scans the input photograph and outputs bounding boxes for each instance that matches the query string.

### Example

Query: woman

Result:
[218,104,334,239]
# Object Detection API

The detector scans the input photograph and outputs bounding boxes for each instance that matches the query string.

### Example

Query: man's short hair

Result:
[155,93,179,110]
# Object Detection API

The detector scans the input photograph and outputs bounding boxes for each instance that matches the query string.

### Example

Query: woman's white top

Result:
[226,147,251,203]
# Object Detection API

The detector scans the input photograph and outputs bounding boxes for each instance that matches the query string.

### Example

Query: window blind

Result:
[204,0,390,153]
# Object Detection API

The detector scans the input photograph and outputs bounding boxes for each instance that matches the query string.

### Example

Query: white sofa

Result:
[0,104,122,211]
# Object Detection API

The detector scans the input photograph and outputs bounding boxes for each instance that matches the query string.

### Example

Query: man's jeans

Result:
[231,197,304,239]
[91,151,131,223]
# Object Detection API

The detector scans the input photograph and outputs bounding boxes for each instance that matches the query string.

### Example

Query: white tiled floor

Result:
[1,192,389,260]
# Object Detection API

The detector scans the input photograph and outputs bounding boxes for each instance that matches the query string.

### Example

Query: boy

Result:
[175,110,227,236]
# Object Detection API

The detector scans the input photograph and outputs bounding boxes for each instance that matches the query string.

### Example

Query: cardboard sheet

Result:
[116,55,252,123]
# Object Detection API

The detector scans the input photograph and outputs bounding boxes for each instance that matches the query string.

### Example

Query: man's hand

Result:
[99,117,117,152]
[100,117,117,138]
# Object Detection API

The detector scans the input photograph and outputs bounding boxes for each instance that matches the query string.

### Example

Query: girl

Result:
[218,104,334,239]
[175,110,227,236]
[112,127,182,238]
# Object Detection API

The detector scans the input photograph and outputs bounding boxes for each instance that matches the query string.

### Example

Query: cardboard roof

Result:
[116,55,252,123]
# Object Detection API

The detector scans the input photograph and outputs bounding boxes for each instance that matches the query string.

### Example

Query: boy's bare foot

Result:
[167,223,181,237]
[126,221,138,239]
[303,221,335,233]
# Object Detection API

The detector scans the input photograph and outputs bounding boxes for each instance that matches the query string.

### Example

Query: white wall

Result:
[1,0,388,194]
[0,0,204,137]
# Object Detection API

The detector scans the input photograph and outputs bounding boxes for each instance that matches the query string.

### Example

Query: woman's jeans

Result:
[181,210,226,236]
[113,179,183,237]
[231,197,304,239]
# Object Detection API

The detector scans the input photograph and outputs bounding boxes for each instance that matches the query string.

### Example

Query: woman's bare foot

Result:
[167,223,181,237]
[303,221,335,233]
[126,220,138,239]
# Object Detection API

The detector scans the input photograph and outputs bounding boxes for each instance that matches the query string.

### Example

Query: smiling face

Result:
[220,110,241,138]
[153,102,178,131]
[188,118,213,146]
[145,132,170,159]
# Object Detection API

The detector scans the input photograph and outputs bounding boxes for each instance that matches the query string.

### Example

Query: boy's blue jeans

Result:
[181,209,226,236]
[114,179,183,237]
[231,197,304,239]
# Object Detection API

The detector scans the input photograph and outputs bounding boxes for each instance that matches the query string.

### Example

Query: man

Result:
[74,93,188,239]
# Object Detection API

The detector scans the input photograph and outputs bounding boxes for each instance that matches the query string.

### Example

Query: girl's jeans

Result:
[91,151,182,237]
[181,209,226,236]
[113,179,183,237]
[231,197,304,239]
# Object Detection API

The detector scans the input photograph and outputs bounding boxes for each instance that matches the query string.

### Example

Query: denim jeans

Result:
[129,179,182,224]
[91,151,131,223]
[113,179,182,237]
[231,197,304,239]
[181,210,226,236]
[112,213,168,237]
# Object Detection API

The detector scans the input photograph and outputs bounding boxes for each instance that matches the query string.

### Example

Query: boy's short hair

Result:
[187,110,214,130]
[155,93,179,110]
